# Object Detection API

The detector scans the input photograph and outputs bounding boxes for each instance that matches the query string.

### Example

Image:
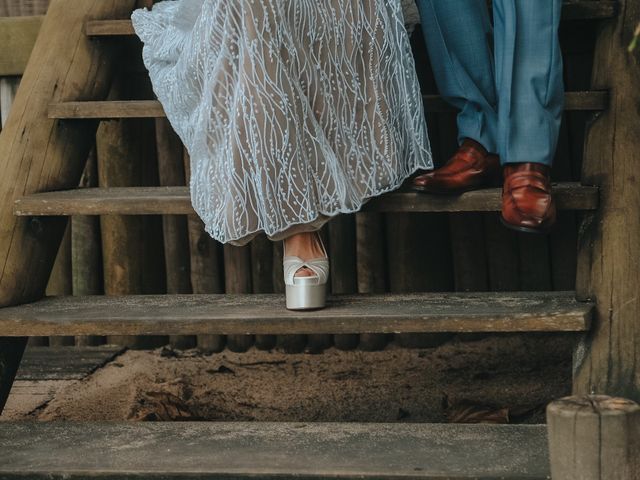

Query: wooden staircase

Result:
[0,0,638,478]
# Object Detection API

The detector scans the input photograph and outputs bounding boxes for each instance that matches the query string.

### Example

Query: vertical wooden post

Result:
[224,244,255,352]
[250,234,277,351]
[73,148,104,346]
[547,395,640,479]
[183,150,225,353]
[156,117,195,350]
[0,337,27,415]
[328,215,359,350]
[574,0,640,401]
[97,75,166,349]
[356,212,389,351]
[46,224,74,346]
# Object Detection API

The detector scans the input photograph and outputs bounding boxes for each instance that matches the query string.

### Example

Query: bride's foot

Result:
[283,232,329,310]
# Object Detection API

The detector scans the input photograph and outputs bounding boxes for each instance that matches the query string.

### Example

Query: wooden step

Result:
[13,183,598,216]
[48,91,608,118]
[0,422,548,479]
[0,292,592,337]
[84,2,618,37]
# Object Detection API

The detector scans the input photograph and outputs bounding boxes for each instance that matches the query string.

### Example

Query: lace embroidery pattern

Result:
[131,0,433,244]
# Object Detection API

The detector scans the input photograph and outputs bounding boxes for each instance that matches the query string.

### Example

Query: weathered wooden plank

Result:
[0,422,549,479]
[47,92,610,119]
[574,0,640,402]
[13,183,599,216]
[0,15,42,76]
[0,291,591,337]
[15,346,124,381]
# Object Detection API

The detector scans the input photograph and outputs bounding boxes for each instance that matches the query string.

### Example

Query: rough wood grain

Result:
[182,150,225,353]
[223,244,255,352]
[156,117,195,350]
[13,183,599,216]
[15,345,124,381]
[0,422,550,479]
[0,15,42,76]
[547,395,640,479]
[46,92,610,119]
[329,216,359,351]
[355,212,389,351]
[0,291,592,337]
[573,0,640,401]
[0,0,136,308]
[96,77,166,349]
[71,148,104,346]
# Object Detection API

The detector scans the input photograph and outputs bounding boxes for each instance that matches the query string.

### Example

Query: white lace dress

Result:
[131,0,432,245]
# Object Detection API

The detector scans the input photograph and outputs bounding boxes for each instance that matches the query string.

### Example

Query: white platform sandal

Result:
[283,236,329,310]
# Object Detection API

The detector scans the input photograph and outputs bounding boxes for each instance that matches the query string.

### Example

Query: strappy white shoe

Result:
[283,235,329,310]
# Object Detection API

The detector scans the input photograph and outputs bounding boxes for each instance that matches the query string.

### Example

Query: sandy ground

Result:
[3,333,573,424]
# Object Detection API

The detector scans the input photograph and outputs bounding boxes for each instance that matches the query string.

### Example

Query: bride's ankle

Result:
[283,231,326,260]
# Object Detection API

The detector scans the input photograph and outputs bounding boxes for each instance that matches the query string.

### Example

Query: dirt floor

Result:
[3,333,573,424]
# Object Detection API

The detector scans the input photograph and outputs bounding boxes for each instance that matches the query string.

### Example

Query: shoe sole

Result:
[410,177,502,195]
[500,215,554,235]
[286,283,327,310]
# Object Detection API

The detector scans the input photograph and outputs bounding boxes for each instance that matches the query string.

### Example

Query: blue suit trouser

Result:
[415,0,564,165]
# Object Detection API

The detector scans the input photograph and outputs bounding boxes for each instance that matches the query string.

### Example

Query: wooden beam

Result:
[574,0,640,402]
[83,3,620,37]
[547,395,640,479]
[0,4,619,77]
[47,92,610,119]
[0,422,550,479]
[0,0,137,309]
[12,183,599,216]
[0,291,592,336]
[0,15,42,76]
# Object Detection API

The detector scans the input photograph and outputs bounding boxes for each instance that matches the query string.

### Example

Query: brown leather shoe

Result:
[412,138,501,194]
[501,163,556,234]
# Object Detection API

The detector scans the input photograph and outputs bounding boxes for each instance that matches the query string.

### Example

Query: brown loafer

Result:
[501,163,556,234]
[412,138,501,194]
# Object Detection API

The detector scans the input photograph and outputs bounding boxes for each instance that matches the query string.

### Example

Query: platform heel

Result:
[283,236,329,310]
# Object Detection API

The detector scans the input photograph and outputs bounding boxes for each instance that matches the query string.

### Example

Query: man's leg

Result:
[493,0,564,166]
[412,0,501,194]
[495,0,563,233]
[414,0,498,152]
